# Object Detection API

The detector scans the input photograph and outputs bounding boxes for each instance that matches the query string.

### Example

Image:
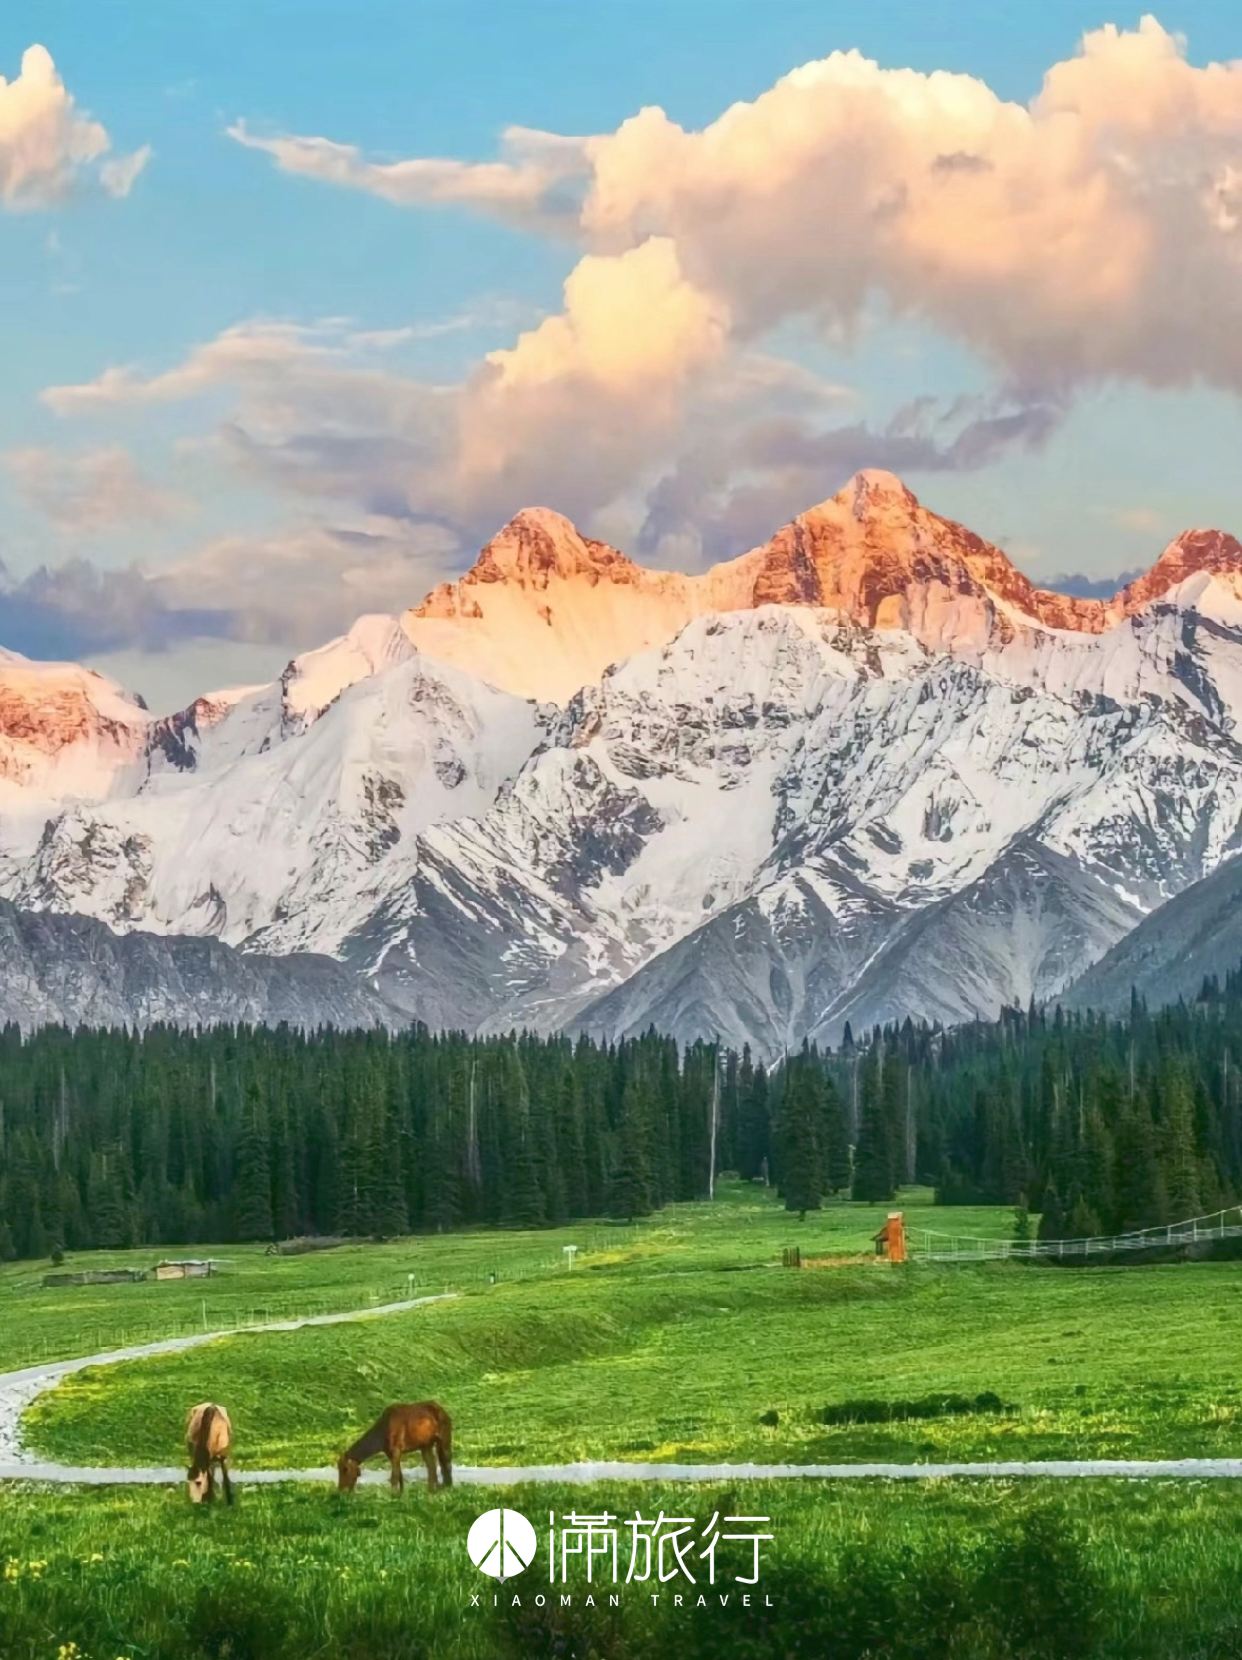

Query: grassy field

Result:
[8,1185,1242,1658]
[3,1478,1242,1659]
[17,1184,1242,1469]
[0,1183,1007,1372]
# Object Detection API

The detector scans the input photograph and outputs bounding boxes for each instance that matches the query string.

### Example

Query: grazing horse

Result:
[337,1402,453,1494]
[186,1402,233,1504]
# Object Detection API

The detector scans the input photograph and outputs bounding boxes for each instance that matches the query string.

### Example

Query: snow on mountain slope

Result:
[4,643,546,955]
[345,611,926,1025]
[0,648,151,811]
[146,614,421,780]
[6,470,1242,1046]
[342,598,1242,1046]
[571,860,903,1057]
[810,840,1142,1046]
[571,841,1139,1056]
[404,506,761,703]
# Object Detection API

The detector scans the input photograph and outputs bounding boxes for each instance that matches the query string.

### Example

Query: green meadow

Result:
[0,1181,1005,1372]
[3,1480,1242,1660]
[16,1184,1242,1470]
[6,1184,1242,1657]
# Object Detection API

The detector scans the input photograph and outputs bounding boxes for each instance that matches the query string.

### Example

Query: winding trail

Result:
[2,1294,1241,1487]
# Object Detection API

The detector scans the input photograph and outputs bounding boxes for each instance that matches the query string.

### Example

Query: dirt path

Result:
[0,1294,455,1471]
[3,1297,1242,1486]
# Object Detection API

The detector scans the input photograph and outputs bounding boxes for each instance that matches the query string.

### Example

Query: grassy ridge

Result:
[3,1479,1242,1659]
[28,1246,1242,1468]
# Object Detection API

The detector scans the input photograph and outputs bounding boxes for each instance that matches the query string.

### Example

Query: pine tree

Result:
[555,1066,589,1218]
[776,1056,823,1218]
[231,1088,274,1242]
[852,1055,896,1203]
[608,1075,653,1221]
[1158,1059,1201,1219]
[822,1074,852,1194]
[1037,1179,1064,1242]
[1064,1189,1101,1239]
[1114,1103,1168,1232]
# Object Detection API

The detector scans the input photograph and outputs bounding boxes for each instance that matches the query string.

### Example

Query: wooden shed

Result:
[154,1258,220,1281]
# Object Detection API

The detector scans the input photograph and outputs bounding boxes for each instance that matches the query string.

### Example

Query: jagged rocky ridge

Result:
[4,469,1242,1053]
[0,899,394,1031]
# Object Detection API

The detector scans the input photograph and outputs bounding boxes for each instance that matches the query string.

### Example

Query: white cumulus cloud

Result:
[0,44,148,208]
[230,17,1242,396]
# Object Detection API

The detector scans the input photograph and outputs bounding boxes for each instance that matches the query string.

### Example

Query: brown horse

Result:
[186,1401,233,1504]
[337,1402,453,1494]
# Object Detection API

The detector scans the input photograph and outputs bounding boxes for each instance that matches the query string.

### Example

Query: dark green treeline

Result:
[835,977,1242,1238]
[0,1024,768,1259]
[3,972,1242,1259]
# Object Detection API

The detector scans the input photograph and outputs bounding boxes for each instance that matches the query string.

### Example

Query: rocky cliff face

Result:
[1062,851,1242,1016]
[0,899,393,1031]
[5,470,1242,1049]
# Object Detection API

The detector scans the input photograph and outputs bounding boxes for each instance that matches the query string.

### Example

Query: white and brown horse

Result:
[186,1401,233,1504]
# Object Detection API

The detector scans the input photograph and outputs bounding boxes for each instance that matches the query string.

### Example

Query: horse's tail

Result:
[435,1406,453,1487]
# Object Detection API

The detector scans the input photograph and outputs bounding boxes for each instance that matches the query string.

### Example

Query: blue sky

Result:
[1,2,1241,708]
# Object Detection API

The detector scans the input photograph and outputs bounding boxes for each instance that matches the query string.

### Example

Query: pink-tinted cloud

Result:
[0,45,148,208]
[231,18,1242,396]
[5,445,186,531]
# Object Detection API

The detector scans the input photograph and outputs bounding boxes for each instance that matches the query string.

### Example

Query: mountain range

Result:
[3,467,1242,1052]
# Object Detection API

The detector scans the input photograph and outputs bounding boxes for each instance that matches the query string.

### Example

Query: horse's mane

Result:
[344,1419,386,1465]
[189,1404,220,1475]
[189,1404,217,1474]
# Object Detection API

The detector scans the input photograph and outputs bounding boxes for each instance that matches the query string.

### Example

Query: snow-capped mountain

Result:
[5,468,1242,1052]
[2,617,548,956]
[0,650,152,810]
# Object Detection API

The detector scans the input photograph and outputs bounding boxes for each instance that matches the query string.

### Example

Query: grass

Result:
[3,1478,1242,1659]
[10,1185,1242,1656]
[20,1186,1242,1469]
[0,1183,1006,1374]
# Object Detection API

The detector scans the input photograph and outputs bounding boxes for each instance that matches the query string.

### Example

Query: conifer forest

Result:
[1,974,1241,1258]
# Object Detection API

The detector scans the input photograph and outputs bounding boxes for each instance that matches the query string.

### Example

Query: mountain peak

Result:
[0,649,150,798]
[745,469,1117,640]
[411,511,642,631]
[461,507,639,592]
[1116,527,1242,613]
[843,468,919,515]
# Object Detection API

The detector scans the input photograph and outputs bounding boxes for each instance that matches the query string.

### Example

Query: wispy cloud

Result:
[1044,568,1145,599]
[227,119,587,230]
[0,515,457,663]
[638,392,1064,561]
[99,143,152,200]
[5,445,186,532]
